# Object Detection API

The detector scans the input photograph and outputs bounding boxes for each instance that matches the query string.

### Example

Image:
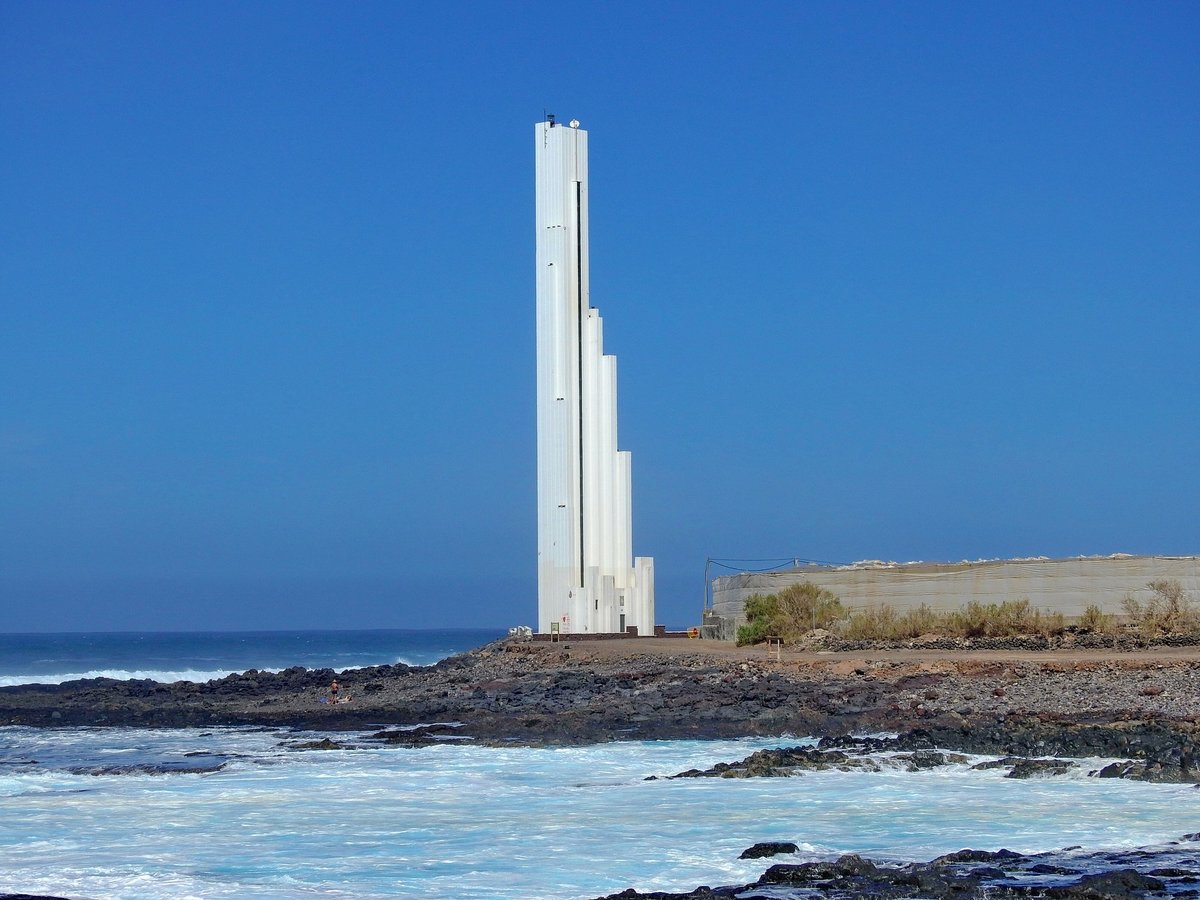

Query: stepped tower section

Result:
[534,117,654,635]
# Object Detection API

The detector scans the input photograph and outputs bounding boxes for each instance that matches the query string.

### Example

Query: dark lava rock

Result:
[1093,757,1200,784]
[289,738,345,750]
[67,761,227,775]
[1028,863,1081,874]
[929,848,1025,865]
[369,723,463,746]
[1064,868,1166,898]
[757,853,988,898]
[1147,867,1198,877]
[895,749,954,769]
[594,844,1200,900]
[757,853,881,883]
[966,865,1008,879]
[739,841,799,859]
[668,747,881,779]
[1006,758,1077,779]
[673,744,984,780]
[595,889,737,899]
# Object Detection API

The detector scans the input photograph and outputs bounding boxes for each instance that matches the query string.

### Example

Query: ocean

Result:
[0,628,506,687]
[2,630,1198,899]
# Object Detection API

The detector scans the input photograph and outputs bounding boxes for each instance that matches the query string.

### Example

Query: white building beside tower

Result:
[535,116,655,636]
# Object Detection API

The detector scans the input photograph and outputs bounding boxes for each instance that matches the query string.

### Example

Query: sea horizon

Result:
[0,625,512,636]
[0,627,506,688]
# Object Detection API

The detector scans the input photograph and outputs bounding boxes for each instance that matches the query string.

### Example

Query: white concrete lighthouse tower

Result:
[535,117,655,636]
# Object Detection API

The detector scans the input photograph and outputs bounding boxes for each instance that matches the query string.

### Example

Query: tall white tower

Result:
[535,117,655,636]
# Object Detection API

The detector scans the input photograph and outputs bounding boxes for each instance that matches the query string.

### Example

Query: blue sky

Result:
[2,1,1197,632]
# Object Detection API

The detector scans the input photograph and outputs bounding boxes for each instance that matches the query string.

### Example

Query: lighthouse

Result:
[534,117,655,636]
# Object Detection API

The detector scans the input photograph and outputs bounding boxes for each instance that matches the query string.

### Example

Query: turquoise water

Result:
[2,728,1198,899]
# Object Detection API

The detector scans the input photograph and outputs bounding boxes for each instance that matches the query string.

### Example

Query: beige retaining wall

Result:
[710,555,1200,628]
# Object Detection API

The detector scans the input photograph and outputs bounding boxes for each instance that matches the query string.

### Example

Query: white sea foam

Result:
[0,657,430,687]
[0,668,268,687]
[1,729,1196,899]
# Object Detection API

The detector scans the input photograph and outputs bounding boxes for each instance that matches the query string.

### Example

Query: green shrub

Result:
[839,604,930,641]
[839,605,901,641]
[775,582,845,637]
[948,601,991,638]
[736,583,845,645]
[740,588,1151,645]
[1031,608,1066,639]
[1078,604,1116,635]
[944,598,1044,638]
[1149,578,1197,632]
[1122,579,1196,642]
[1122,593,1155,643]
[901,603,940,637]
[996,598,1033,634]
[837,601,1060,641]
[736,593,780,646]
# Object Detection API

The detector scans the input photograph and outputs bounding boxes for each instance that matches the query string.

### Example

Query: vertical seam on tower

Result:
[575,178,585,588]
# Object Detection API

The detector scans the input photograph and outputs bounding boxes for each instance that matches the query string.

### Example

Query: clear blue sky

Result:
[2,1,1197,632]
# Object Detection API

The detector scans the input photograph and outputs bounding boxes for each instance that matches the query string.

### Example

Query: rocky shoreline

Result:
[5,637,1200,899]
[5,637,1200,783]
[4,638,1200,743]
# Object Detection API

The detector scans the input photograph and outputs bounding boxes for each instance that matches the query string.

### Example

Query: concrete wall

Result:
[711,555,1200,628]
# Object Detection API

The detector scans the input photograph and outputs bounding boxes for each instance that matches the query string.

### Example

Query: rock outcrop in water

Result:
[739,841,800,859]
[650,720,1200,787]
[594,841,1200,899]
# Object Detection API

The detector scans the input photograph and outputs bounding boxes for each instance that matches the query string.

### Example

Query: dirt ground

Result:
[541,636,1200,671]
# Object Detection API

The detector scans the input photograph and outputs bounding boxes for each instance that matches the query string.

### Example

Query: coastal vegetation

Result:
[1123,578,1198,643]
[736,579,1197,646]
[836,598,1067,642]
[736,583,844,645]
[1077,603,1118,636]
